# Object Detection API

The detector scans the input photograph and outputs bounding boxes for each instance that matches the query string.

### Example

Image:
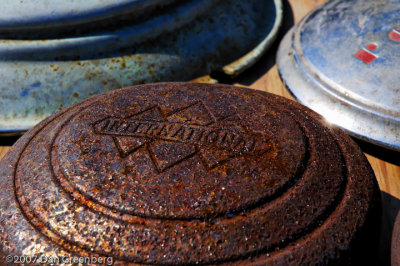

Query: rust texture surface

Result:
[0,83,379,264]
[393,212,400,265]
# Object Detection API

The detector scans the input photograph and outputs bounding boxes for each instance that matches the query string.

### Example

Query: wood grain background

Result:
[0,0,398,264]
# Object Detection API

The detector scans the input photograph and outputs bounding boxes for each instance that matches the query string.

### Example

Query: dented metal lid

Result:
[0,0,282,133]
[277,0,400,151]
[0,83,379,264]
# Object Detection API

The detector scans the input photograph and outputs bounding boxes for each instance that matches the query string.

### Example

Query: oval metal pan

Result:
[277,0,400,151]
[0,0,282,134]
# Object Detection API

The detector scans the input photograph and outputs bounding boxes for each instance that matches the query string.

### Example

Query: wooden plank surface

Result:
[0,0,399,264]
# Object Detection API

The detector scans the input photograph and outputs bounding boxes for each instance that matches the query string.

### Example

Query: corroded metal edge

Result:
[221,0,283,77]
[192,0,283,81]
[393,211,400,266]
